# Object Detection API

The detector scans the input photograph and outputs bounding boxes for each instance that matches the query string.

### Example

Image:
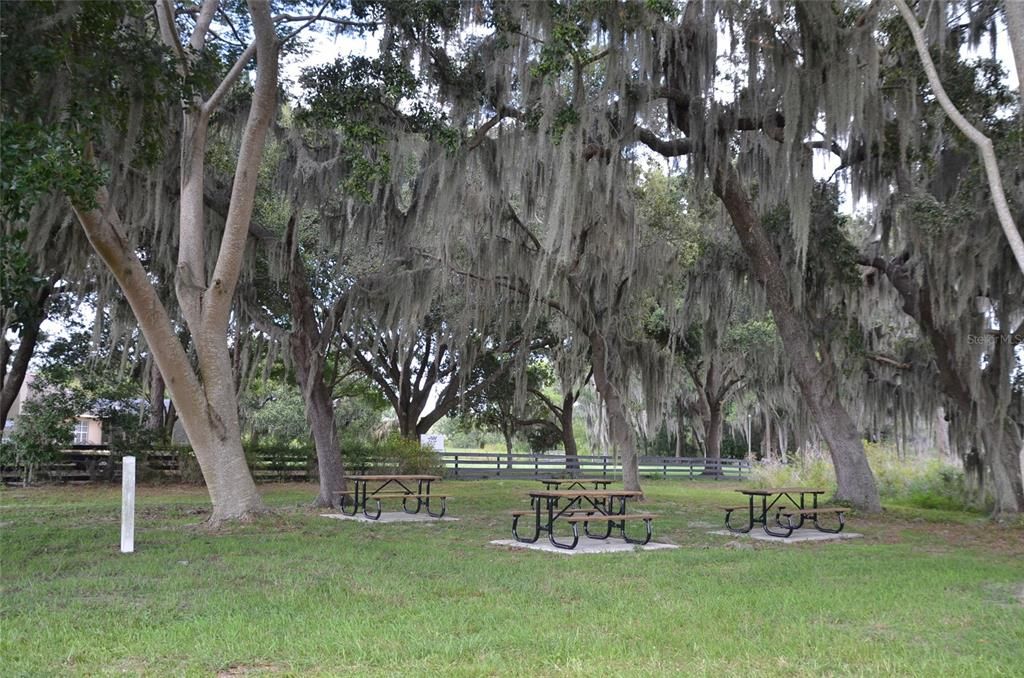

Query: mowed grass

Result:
[2,481,1023,676]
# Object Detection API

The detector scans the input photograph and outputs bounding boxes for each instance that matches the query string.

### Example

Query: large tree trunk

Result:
[590,330,641,492]
[68,0,280,523]
[298,368,347,508]
[981,419,1024,517]
[561,393,580,476]
[148,361,166,435]
[74,192,264,523]
[715,168,881,511]
[287,217,348,508]
[399,406,421,441]
[704,402,723,461]
[0,279,53,428]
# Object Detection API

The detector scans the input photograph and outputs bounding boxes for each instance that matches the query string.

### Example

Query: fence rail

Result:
[1,447,750,484]
[442,452,750,480]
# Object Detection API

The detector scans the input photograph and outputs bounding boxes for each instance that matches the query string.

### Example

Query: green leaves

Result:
[0,122,104,220]
[1,1,178,214]
[298,53,453,200]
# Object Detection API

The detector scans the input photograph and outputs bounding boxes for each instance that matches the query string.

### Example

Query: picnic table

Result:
[336,474,449,520]
[511,489,655,550]
[721,487,846,537]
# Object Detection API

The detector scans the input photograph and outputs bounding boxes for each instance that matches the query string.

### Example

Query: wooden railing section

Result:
[441,452,750,480]
[1,447,750,484]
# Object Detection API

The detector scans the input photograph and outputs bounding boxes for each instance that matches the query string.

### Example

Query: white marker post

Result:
[121,456,135,553]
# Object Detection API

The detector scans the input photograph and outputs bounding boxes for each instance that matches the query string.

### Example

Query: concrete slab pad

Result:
[320,512,458,523]
[708,528,863,543]
[489,538,679,555]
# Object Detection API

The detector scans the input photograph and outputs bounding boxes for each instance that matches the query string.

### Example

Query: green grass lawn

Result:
[2,481,1022,676]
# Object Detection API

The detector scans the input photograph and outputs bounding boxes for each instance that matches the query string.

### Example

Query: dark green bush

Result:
[374,435,444,475]
[340,438,377,473]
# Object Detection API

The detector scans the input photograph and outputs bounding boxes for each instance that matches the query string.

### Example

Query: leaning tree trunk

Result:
[590,330,641,492]
[715,168,881,511]
[0,279,53,428]
[289,321,348,509]
[74,193,264,523]
[297,366,348,508]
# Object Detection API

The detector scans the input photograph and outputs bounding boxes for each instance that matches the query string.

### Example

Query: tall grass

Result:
[751,442,973,511]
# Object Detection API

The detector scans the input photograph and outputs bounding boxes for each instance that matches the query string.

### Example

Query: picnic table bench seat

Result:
[333,487,450,520]
[721,505,786,531]
[564,512,657,546]
[777,506,846,533]
[564,512,656,523]
[510,509,596,517]
[359,493,450,499]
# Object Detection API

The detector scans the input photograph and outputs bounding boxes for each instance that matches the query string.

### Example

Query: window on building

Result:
[73,420,90,445]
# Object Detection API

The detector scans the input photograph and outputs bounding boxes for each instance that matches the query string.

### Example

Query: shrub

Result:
[341,438,377,473]
[1,388,83,484]
[868,448,970,511]
[374,435,444,475]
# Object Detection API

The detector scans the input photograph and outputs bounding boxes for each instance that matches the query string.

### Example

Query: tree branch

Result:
[635,127,692,157]
[201,41,258,117]
[155,0,187,67]
[203,0,278,328]
[866,353,912,371]
[894,0,1024,277]
[189,0,219,51]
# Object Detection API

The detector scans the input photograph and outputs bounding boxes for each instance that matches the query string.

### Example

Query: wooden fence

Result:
[1,447,750,484]
[442,451,750,480]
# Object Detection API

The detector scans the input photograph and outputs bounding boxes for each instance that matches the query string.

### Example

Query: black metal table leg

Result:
[762,494,794,537]
[726,495,755,533]
[513,502,541,543]
[621,518,653,545]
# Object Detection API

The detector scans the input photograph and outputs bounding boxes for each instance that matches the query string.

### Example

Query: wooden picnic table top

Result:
[537,478,613,484]
[528,489,643,498]
[343,474,442,481]
[737,487,827,496]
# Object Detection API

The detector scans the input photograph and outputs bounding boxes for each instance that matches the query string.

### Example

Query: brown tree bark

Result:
[286,216,348,508]
[559,393,580,475]
[714,167,881,512]
[148,361,166,435]
[590,330,641,492]
[705,402,723,461]
[0,278,54,428]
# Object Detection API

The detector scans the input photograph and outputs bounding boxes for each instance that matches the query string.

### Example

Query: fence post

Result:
[663,459,667,479]
[120,456,135,553]
[454,454,459,478]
